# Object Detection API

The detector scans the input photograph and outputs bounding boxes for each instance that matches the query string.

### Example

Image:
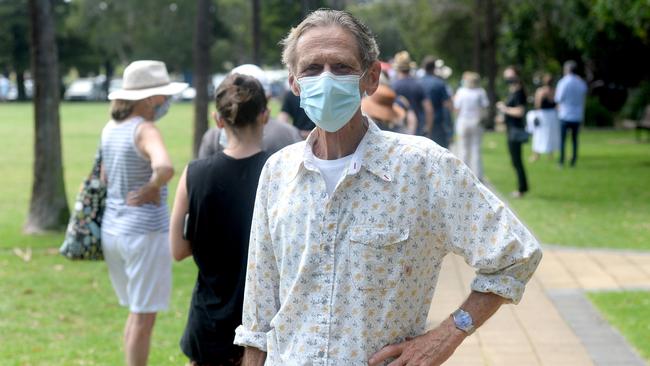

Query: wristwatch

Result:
[451,308,475,335]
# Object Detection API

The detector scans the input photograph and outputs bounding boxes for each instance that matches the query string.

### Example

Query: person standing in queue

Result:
[235,10,541,366]
[102,60,187,366]
[497,66,529,198]
[170,73,269,366]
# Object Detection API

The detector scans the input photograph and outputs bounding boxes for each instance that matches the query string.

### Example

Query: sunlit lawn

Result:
[589,291,650,361]
[481,127,650,250]
[0,101,649,364]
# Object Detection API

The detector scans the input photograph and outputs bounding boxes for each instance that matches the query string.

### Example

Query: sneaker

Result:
[510,191,524,198]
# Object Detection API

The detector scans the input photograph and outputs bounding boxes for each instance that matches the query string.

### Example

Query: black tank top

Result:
[540,96,556,110]
[181,150,268,363]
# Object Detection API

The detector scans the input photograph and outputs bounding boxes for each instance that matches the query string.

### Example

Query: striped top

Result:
[101,116,169,236]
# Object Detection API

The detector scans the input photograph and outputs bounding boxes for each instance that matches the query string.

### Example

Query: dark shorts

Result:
[190,346,244,366]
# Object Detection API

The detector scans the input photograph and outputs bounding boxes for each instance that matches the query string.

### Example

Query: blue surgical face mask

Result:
[153,98,171,121]
[219,128,228,148]
[297,71,364,133]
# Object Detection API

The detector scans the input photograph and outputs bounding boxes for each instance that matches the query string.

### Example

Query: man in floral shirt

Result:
[235,9,542,366]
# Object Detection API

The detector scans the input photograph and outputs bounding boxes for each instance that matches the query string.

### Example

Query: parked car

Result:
[264,69,289,98]
[108,78,122,96]
[4,78,33,101]
[64,78,106,101]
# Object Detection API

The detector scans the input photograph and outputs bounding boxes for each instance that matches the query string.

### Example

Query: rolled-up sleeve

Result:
[436,151,542,304]
[234,162,280,350]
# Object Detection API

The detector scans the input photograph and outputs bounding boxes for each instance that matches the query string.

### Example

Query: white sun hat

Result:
[108,60,188,100]
[231,64,270,95]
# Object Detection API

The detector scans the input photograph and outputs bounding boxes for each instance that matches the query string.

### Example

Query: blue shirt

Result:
[392,77,426,134]
[555,74,588,122]
[419,75,449,112]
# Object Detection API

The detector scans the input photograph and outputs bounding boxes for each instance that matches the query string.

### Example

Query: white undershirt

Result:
[312,154,355,196]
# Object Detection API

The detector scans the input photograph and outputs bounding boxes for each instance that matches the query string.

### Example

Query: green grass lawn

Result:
[589,291,650,361]
[0,101,649,364]
[481,129,650,250]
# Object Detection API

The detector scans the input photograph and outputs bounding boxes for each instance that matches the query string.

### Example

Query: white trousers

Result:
[455,117,483,180]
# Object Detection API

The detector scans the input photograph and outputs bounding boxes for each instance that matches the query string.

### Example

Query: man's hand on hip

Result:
[368,317,466,366]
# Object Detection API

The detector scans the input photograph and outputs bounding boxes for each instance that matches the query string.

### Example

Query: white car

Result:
[64,78,106,101]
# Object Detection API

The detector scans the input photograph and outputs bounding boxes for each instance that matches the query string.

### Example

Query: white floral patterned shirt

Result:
[234,119,542,365]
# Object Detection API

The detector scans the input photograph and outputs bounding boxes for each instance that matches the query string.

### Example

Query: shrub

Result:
[620,81,650,121]
[584,96,614,127]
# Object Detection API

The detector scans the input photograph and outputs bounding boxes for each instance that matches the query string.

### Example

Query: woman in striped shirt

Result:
[101,60,186,366]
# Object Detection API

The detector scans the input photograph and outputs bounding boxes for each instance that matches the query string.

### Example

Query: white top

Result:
[234,119,542,365]
[454,87,489,121]
[312,153,355,196]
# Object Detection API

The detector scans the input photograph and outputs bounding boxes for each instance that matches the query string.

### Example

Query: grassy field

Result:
[480,127,650,250]
[0,102,649,364]
[0,102,198,365]
[589,291,650,361]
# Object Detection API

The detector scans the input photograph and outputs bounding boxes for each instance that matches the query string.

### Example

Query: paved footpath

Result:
[426,247,650,366]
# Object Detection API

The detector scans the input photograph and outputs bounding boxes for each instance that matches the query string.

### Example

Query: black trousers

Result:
[507,139,529,193]
[560,120,580,166]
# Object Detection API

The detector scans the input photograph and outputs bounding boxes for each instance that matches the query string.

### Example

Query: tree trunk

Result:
[484,0,498,130]
[301,0,313,18]
[103,59,113,98]
[25,0,69,233]
[328,0,345,10]
[252,0,261,65]
[16,68,26,100]
[472,0,483,74]
[192,0,214,157]
[10,16,29,101]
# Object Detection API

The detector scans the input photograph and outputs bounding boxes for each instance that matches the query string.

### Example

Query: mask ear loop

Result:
[358,69,368,98]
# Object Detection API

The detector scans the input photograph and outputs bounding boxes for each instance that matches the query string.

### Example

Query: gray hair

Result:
[280,9,379,73]
[564,60,577,74]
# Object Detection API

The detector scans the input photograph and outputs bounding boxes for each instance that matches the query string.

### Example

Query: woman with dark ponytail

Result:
[169,73,269,365]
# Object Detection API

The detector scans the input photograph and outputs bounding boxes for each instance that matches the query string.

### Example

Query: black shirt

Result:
[505,88,527,129]
[281,91,315,131]
[181,151,268,363]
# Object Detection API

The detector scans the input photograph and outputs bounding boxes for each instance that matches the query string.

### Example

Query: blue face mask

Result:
[153,98,171,121]
[297,71,364,133]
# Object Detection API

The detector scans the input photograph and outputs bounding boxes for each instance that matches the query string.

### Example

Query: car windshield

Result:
[69,80,93,93]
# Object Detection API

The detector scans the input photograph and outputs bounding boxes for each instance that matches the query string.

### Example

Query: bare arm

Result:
[369,291,506,366]
[423,99,434,135]
[242,347,267,366]
[535,87,553,109]
[169,166,191,261]
[496,102,525,119]
[406,110,418,135]
[127,122,174,206]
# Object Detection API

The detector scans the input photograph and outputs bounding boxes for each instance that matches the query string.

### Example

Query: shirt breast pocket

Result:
[349,226,409,291]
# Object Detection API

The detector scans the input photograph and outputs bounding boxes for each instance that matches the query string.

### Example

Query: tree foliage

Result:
[1,0,647,117]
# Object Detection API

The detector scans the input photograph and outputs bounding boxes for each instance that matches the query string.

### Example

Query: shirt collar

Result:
[288,117,394,183]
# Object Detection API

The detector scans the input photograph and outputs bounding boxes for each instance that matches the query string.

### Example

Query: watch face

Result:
[457,312,472,328]
[453,309,474,332]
